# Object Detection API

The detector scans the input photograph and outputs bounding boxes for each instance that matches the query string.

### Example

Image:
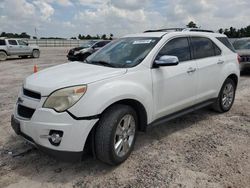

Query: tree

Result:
[101,34,107,40]
[186,21,198,28]
[109,33,113,40]
[218,28,223,34]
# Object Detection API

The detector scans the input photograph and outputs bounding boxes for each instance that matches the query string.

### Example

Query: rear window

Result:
[216,37,236,52]
[190,37,221,59]
[0,40,6,46]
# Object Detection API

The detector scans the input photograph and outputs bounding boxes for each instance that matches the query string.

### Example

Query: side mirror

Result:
[154,55,179,67]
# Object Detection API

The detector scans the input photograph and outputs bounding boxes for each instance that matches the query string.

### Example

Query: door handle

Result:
[217,60,224,64]
[187,67,196,74]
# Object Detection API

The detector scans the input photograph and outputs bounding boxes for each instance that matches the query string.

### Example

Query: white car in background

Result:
[232,38,250,71]
[11,29,239,165]
[0,38,40,60]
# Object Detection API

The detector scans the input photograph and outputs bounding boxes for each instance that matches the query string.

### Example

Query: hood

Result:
[24,62,127,96]
[236,49,250,56]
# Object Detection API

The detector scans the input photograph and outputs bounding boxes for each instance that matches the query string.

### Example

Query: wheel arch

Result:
[83,98,148,158]
[0,49,8,55]
[227,73,238,88]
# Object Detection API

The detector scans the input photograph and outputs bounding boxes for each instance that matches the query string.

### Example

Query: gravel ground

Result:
[0,47,249,188]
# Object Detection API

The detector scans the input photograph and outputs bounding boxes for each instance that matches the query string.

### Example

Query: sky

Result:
[0,0,249,38]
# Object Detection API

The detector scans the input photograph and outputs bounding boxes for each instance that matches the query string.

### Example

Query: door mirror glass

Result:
[154,55,179,67]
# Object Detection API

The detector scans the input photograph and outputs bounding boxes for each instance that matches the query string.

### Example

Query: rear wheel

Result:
[32,50,40,58]
[95,104,137,165]
[0,51,7,61]
[212,78,236,112]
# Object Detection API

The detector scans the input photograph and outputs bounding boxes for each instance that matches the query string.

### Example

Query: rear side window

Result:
[8,40,18,45]
[157,37,191,62]
[0,40,6,46]
[216,37,235,52]
[190,37,221,59]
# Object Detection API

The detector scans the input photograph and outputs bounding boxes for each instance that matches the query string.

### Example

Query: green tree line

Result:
[218,26,250,38]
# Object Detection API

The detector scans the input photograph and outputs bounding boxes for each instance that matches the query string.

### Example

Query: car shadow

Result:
[1,107,219,185]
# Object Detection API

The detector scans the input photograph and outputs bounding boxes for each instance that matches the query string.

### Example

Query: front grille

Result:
[240,55,250,62]
[23,88,41,100]
[17,104,35,119]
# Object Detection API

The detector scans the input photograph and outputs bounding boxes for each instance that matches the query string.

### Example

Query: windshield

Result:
[84,37,160,68]
[80,41,97,48]
[233,39,250,50]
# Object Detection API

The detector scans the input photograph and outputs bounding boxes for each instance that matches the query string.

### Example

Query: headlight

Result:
[43,85,87,112]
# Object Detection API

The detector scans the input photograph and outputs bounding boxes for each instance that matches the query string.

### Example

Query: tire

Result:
[0,51,7,61]
[95,104,138,165]
[32,50,40,58]
[212,78,236,113]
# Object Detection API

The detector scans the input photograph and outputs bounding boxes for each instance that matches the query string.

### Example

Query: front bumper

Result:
[12,92,98,162]
[67,54,80,61]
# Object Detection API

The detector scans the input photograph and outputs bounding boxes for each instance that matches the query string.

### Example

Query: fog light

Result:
[50,133,62,144]
[49,130,63,146]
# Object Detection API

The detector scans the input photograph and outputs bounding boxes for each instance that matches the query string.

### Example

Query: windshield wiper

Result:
[91,61,116,68]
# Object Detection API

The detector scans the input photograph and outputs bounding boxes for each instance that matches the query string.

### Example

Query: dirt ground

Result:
[0,47,249,188]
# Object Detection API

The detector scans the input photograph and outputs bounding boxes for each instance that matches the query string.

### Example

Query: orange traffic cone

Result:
[33,65,38,73]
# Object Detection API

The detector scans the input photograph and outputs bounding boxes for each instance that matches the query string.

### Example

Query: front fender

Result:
[68,70,154,123]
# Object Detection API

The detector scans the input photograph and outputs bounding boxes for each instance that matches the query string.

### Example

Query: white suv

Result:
[11,29,240,165]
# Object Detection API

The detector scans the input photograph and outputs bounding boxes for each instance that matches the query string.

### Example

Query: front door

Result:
[151,37,198,120]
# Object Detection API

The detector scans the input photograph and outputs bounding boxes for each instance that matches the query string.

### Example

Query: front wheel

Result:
[212,78,236,112]
[95,104,137,165]
[32,50,40,58]
[0,51,7,61]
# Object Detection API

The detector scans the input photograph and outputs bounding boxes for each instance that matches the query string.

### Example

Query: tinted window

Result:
[8,40,18,45]
[95,41,109,48]
[157,37,191,62]
[216,37,235,52]
[191,37,221,59]
[0,40,6,46]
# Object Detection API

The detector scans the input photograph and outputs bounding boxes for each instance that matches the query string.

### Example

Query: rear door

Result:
[17,40,30,55]
[190,36,223,103]
[152,37,198,119]
[7,40,20,55]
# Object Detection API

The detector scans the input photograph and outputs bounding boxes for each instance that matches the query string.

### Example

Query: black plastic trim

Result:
[66,110,100,120]
[148,98,216,127]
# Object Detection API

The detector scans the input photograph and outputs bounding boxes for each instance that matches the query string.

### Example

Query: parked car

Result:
[11,29,239,165]
[0,38,40,61]
[232,38,250,71]
[67,40,111,61]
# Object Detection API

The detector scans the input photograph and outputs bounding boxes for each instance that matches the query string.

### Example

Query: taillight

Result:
[237,54,241,64]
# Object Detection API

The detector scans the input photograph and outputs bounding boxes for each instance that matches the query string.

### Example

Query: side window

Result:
[157,37,191,62]
[191,37,221,59]
[0,40,6,46]
[216,37,235,52]
[96,41,107,48]
[8,40,18,45]
[18,40,27,46]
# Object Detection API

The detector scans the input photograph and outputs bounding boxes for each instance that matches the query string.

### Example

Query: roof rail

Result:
[144,28,185,33]
[144,28,214,33]
[182,28,214,33]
